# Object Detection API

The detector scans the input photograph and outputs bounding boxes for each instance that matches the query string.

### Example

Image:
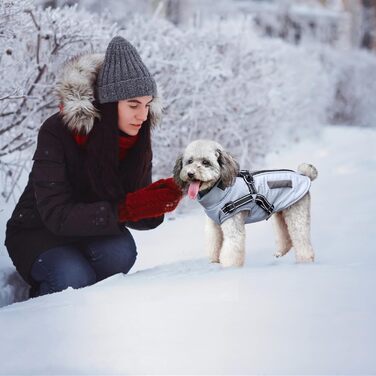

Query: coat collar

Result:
[198,180,233,210]
[55,53,163,135]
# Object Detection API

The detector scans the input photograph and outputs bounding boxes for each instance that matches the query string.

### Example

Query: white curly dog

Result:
[174,140,318,267]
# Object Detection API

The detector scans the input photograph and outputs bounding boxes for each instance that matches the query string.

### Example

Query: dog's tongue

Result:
[188,181,200,200]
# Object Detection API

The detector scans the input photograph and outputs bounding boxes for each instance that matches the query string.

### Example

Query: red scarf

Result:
[72,132,139,160]
[62,102,139,160]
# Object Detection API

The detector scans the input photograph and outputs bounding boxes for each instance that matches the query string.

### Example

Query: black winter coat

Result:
[4,54,164,285]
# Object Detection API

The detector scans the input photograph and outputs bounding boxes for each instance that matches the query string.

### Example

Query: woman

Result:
[5,36,182,297]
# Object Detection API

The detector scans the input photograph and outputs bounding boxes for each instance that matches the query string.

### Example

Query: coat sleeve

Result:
[32,123,123,237]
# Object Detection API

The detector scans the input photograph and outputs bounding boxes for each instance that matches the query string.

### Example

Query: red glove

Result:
[118,178,183,222]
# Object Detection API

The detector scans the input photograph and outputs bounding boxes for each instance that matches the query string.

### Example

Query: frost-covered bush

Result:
[0,1,119,201]
[145,18,376,177]
[1,5,376,202]
[124,16,363,177]
[251,3,348,48]
[323,48,376,127]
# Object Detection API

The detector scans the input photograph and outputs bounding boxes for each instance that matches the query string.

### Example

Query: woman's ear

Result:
[217,149,239,187]
[173,155,186,190]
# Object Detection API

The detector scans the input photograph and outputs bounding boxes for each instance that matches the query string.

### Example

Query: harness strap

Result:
[221,170,275,216]
[238,170,256,194]
[254,195,274,215]
[222,194,256,215]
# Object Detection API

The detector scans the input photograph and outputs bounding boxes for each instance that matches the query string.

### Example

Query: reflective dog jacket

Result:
[197,169,311,225]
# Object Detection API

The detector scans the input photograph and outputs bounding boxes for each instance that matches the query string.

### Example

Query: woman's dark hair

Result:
[85,101,152,202]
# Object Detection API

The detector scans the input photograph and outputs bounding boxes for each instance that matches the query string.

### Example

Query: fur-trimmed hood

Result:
[55,53,163,134]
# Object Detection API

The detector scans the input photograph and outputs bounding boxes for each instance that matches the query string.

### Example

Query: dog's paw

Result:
[207,250,220,263]
[296,253,315,263]
[274,251,283,258]
[220,252,244,267]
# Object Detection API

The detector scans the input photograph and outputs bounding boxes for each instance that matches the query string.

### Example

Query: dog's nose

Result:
[187,172,195,179]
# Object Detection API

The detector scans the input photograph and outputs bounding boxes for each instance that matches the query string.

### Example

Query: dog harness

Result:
[197,169,311,225]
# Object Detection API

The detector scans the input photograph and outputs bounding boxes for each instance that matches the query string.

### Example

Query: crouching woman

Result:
[4,36,182,297]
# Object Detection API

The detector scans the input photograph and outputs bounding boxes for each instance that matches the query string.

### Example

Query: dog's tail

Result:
[298,163,318,181]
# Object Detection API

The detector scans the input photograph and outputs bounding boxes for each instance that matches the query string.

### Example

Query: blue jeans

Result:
[30,230,137,297]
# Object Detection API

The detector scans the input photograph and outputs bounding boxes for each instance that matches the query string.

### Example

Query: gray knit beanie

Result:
[96,36,157,103]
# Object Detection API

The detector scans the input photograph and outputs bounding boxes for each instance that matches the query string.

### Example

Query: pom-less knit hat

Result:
[96,36,157,103]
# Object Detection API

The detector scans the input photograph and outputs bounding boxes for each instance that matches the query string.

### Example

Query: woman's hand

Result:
[118,178,182,222]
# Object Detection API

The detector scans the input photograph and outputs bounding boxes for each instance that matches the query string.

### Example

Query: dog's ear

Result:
[173,154,186,190]
[217,149,239,187]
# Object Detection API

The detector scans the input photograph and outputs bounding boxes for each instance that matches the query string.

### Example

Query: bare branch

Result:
[1,133,23,151]
[24,9,40,31]
[0,95,28,101]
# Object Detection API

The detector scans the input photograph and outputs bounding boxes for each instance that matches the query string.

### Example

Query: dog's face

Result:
[173,140,239,199]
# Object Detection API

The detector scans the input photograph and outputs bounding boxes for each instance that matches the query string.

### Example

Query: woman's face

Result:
[118,96,153,136]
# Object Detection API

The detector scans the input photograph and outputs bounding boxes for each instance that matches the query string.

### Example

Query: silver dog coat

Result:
[197,170,311,225]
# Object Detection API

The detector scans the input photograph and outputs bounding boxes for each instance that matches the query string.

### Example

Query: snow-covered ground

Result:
[0,125,375,374]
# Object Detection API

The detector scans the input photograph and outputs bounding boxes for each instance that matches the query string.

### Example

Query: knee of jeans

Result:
[117,241,137,273]
[128,238,138,261]
[116,231,137,259]
[56,263,96,291]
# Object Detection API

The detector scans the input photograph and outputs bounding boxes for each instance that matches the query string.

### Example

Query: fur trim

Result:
[149,94,163,128]
[55,54,103,134]
[55,53,163,134]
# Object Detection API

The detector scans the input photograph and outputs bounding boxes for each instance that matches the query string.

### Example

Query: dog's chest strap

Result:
[222,170,274,217]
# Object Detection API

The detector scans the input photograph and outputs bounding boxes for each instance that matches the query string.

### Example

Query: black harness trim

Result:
[221,170,274,216]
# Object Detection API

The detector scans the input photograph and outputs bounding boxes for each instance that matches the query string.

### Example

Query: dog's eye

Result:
[202,159,211,167]
[187,158,193,164]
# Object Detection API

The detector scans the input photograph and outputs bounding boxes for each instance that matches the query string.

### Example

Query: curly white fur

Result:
[174,139,317,267]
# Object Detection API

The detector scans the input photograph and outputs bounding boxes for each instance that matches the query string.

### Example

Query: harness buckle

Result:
[239,170,256,194]
[239,170,249,178]
[240,170,252,185]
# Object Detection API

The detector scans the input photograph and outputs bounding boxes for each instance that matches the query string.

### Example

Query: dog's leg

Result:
[205,217,223,263]
[283,193,315,263]
[273,212,292,258]
[219,211,247,267]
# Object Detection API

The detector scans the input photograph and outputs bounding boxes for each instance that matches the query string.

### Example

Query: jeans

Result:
[30,230,137,297]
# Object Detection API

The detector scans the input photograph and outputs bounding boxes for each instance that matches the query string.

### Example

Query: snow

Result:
[0,124,376,374]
